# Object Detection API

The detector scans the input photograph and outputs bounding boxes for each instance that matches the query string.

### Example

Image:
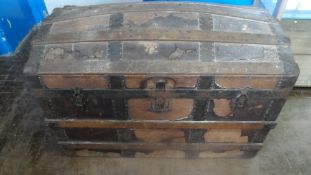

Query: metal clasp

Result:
[150,97,170,112]
[72,88,85,107]
[230,93,248,110]
[145,77,175,113]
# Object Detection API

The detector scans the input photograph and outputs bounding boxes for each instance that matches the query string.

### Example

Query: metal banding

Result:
[46,119,277,130]
[58,141,263,151]
[32,89,290,100]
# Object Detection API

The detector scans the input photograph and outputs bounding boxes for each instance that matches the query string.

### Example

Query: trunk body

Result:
[24,2,299,158]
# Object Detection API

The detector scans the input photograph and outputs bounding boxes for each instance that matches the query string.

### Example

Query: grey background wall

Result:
[44,0,142,14]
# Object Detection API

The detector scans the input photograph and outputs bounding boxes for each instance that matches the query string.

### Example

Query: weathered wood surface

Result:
[43,3,272,24]
[1,92,311,173]
[294,55,311,87]
[24,3,299,77]
[22,3,299,156]
[32,29,287,45]
[281,20,311,87]
[281,20,311,55]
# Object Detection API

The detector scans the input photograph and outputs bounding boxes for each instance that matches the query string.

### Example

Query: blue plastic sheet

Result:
[0,0,47,56]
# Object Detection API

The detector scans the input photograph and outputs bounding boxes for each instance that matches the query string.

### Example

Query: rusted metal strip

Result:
[32,29,289,46]
[58,141,263,151]
[32,88,290,100]
[46,119,276,130]
[109,76,136,157]
[186,77,214,143]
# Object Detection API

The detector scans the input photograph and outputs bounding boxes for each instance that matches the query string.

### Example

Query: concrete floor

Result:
[0,90,310,175]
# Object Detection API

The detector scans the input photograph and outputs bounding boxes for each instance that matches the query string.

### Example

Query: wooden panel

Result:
[213,15,272,34]
[281,20,311,87]
[282,20,311,55]
[213,99,232,117]
[294,55,311,87]
[50,14,110,34]
[128,99,193,120]
[122,41,199,61]
[43,3,271,24]
[215,76,279,89]
[43,42,109,61]
[74,149,250,158]
[199,150,244,158]
[134,129,185,143]
[40,75,109,89]
[204,129,248,143]
[135,150,186,158]
[214,44,279,62]
[286,31,311,55]
[45,96,114,119]
[34,29,287,46]
[123,12,199,29]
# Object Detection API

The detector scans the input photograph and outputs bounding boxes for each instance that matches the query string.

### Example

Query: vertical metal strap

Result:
[185,76,214,157]
[242,124,275,143]
[110,76,136,157]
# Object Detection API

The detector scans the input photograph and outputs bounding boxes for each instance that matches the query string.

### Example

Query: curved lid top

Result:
[24,2,299,77]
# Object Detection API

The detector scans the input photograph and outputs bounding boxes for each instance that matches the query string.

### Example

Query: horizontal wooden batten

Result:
[43,3,271,24]
[32,89,290,99]
[46,119,276,130]
[58,141,263,151]
[32,29,289,46]
[43,9,273,25]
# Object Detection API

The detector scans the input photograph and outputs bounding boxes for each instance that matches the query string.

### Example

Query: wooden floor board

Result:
[282,20,311,87]
[294,55,311,87]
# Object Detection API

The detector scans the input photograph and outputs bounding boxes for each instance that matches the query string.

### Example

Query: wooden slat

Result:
[294,55,311,87]
[37,61,287,75]
[59,141,263,151]
[32,29,289,46]
[282,20,311,55]
[286,32,311,55]
[46,119,276,130]
[281,20,311,87]
[44,3,271,24]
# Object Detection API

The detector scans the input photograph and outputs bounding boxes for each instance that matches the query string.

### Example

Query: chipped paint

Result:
[138,41,158,55]
[242,24,248,31]
[169,48,185,60]
[45,47,65,60]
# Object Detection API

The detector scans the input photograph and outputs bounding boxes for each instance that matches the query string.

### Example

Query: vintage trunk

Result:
[23,2,299,158]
